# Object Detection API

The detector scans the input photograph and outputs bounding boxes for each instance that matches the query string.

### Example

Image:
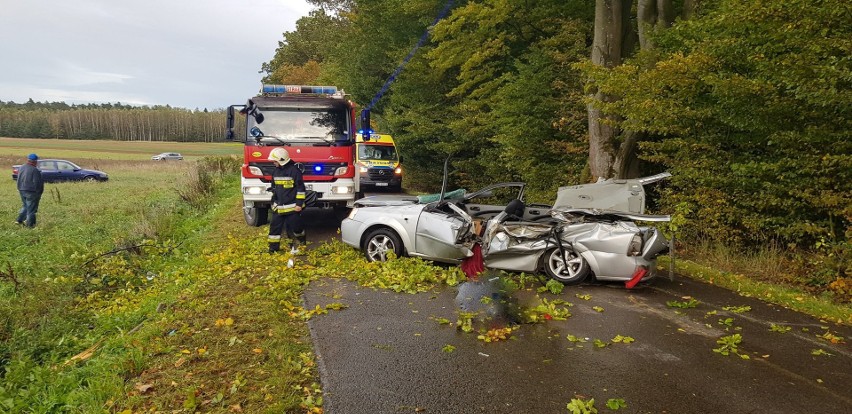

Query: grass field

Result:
[0,137,242,162]
[0,138,455,413]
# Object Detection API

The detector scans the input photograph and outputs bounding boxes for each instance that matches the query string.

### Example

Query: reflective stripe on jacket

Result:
[270,162,305,214]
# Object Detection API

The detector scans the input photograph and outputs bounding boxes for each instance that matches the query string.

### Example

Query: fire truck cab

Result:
[227,85,358,226]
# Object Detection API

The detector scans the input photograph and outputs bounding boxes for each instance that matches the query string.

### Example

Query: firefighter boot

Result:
[268,242,280,254]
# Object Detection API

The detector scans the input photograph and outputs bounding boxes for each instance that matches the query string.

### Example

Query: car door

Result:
[55,160,80,181]
[37,160,59,182]
[413,202,472,262]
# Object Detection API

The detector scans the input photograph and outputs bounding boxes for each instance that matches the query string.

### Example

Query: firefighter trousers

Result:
[268,212,306,252]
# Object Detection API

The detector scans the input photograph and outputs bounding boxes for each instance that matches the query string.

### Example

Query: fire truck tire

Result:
[244,206,269,227]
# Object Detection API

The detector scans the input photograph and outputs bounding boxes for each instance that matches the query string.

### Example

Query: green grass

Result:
[659,256,852,325]
[0,141,249,412]
[0,137,241,161]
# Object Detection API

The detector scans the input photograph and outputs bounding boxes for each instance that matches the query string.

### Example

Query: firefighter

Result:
[266,148,307,262]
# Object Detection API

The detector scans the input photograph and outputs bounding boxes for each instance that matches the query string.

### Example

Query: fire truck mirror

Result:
[226,106,235,141]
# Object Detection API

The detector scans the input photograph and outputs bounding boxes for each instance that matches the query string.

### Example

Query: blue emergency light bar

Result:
[262,85,338,94]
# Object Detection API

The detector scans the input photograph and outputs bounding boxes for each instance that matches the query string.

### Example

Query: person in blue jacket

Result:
[15,153,44,228]
[266,148,307,264]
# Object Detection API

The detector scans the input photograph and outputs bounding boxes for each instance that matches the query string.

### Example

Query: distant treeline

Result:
[0,99,225,142]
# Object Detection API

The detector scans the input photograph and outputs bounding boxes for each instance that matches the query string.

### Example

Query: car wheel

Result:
[363,228,403,262]
[244,206,269,227]
[543,246,590,284]
[84,176,97,182]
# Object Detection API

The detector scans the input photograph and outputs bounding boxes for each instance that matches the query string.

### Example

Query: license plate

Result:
[376,183,388,186]
[306,184,313,190]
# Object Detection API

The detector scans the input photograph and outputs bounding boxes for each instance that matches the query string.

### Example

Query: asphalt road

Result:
[299,208,852,414]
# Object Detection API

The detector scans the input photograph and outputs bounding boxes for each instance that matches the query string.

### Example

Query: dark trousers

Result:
[16,191,42,227]
[268,212,305,252]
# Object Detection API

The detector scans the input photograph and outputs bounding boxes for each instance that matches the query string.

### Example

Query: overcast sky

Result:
[0,0,313,110]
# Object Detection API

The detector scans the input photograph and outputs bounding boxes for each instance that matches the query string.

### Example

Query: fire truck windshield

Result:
[247,108,349,145]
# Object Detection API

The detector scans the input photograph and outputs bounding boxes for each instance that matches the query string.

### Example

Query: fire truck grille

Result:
[249,162,346,178]
[368,168,394,182]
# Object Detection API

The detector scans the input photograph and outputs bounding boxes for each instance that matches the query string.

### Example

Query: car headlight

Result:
[347,208,358,220]
[394,167,402,174]
[627,233,644,256]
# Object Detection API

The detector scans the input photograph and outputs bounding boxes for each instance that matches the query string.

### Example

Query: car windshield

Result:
[358,145,398,161]
[247,107,349,145]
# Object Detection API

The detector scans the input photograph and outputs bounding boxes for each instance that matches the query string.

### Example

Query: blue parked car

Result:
[12,159,109,182]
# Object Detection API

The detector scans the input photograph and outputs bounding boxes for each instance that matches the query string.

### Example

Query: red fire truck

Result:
[227,85,358,226]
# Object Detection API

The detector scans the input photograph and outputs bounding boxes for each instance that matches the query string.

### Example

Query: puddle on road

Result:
[454,271,522,329]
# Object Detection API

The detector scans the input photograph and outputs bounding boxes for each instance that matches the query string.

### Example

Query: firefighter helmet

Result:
[268,148,291,166]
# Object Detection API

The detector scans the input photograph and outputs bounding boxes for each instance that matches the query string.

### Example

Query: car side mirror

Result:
[399,155,404,163]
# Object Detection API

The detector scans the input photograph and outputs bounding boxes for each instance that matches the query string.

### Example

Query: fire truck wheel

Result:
[244,206,269,227]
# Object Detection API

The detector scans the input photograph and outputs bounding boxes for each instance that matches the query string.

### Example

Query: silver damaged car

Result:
[341,172,672,286]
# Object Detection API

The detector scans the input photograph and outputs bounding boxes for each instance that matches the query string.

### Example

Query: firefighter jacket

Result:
[270,162,306,214]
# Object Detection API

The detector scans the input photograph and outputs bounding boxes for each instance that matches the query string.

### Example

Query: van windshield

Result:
[359,144,398,161]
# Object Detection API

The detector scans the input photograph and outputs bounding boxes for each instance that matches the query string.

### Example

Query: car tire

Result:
[84,176,97,182]
[363,228,404,262]
[543,246,590,285]
[244,206,269,227]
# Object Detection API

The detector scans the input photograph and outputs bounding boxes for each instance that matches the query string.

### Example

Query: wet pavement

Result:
[303,276,851,414]
[298,206,851,413]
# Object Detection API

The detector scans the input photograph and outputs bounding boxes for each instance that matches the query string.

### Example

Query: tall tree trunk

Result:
[638,0,673,50]
[587,0,634,180]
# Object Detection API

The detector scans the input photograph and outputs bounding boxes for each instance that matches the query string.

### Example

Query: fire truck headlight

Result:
[245,186,266,195]
[394,167,402,175]
[334,166,349,176]
[248,166,263,176]
[332,185,353,194]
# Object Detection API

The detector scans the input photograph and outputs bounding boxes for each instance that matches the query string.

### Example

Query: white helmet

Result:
[268,147,291,166]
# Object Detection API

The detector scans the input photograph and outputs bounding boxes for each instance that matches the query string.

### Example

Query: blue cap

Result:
[28,153,38,161]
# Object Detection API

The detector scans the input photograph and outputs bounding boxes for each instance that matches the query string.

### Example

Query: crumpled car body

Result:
[340,173,671,285]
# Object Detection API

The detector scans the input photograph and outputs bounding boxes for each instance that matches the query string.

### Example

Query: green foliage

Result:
[713,334,748,359]
[666,298,700,309]
[769,323,791,333]
[0,103,225,142]
[606,398,627,410]
[583,0,850,263]
[567,397,598,414]
[538,278,565,295]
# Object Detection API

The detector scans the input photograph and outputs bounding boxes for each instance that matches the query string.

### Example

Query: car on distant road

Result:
[12,159,109,182]
[152,152,183,161]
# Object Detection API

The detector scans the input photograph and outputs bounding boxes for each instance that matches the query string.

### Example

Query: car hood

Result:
[353,195,420,207]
